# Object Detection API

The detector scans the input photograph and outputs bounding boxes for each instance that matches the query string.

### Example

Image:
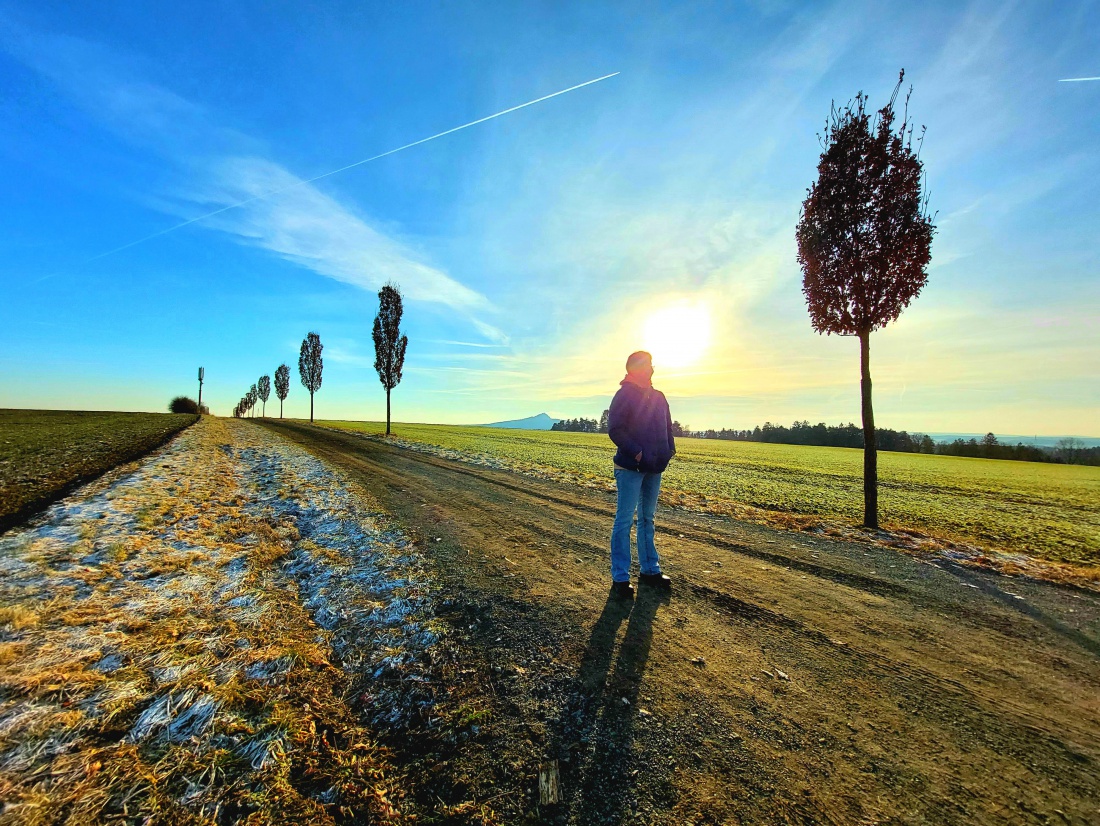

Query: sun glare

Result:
[641,303,712,370]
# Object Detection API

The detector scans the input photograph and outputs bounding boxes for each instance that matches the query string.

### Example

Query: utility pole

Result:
[197,367,205,415]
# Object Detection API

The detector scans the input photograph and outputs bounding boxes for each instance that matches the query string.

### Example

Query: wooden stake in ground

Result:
[538,760,560,806]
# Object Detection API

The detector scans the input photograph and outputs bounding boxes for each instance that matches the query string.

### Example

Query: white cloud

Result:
[198,155,492,313]
[1,18,497,324]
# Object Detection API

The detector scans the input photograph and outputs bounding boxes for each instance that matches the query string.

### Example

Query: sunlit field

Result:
[316,420,1100,567]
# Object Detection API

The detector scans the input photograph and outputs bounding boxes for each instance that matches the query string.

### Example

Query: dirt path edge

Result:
[0,413,199,536]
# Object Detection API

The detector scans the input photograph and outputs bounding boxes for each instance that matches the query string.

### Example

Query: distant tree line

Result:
[699,421,937,452]
[696,423,1097,465]
[1050,437,1099,466]
[559,412,1098,466]
[551,417,601,433]
[553,410,687,436]
[934,434,1099,466]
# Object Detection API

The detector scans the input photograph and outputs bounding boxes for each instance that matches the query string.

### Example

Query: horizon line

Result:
[2,406,1096,440]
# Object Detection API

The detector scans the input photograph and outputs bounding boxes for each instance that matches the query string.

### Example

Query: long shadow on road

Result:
[550,586,671,824]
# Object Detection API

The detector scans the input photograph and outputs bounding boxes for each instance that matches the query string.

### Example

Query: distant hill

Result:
[480,413,560,430]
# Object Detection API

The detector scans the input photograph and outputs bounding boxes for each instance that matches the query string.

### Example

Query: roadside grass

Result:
[0,409,198,533]
[0,419,413,824]
[315,420,1100,571]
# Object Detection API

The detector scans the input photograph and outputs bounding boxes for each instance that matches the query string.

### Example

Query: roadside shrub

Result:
[169,396,199,414]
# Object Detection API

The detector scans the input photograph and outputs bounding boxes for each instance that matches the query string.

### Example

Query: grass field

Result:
[317,420,1100,568]
[0,409,198,532]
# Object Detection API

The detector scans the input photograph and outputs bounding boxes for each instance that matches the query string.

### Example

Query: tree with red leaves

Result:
[796,71,935,529]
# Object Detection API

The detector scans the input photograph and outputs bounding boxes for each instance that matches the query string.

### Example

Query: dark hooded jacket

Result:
[608,380,676,473]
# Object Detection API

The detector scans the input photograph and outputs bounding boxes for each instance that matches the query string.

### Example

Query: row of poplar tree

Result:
[231,283,408,434]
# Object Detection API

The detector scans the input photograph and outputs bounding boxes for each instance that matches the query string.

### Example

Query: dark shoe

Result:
[639,572,672,589]
[611,581,635,600]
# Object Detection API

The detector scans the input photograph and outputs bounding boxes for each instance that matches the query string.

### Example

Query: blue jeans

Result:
[611,467,663,582]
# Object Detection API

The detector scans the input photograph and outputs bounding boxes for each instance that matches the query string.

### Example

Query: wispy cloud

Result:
[2,17,499,327]
[323,343,376,368]
[196,156,492,313]
[425,340,510,348]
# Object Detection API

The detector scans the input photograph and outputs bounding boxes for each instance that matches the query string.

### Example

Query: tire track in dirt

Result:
[306,423,1083,648]
[264,420,1100,825]
[688,576,1098,762]
[317,431,905,592]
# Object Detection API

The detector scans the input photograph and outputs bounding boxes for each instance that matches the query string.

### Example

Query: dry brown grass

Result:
[0,642,23,665]
[0,417,422,824]
[0,605,39,631]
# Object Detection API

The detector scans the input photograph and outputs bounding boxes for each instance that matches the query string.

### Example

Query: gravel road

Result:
[3,416,1097,825]
[265,419,1100,826]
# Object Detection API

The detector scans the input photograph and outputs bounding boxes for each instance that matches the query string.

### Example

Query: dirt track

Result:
[263,420,1100,825]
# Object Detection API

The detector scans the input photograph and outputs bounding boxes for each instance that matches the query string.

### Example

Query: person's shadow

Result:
[548,585,670,822]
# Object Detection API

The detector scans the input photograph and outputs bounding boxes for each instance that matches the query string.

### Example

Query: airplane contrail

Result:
[1058,76,1100,82]
[39,71,620,280]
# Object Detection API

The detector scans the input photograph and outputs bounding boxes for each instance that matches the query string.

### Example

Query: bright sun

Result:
[641,304,712,369]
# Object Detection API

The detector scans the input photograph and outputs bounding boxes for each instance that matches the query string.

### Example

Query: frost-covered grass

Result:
[317,420,1100,570]
[0,409,197,532]
[0,417,439,824]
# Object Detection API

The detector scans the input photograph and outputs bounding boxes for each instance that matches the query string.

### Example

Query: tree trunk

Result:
[386,388,391,436]
[310,391,314,424]
[262,402,265,418]
[859,330,878,529]
[280,398,283,419]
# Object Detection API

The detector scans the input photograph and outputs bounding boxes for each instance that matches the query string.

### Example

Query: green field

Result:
[0,409,198,532]
[317,420,1100,568]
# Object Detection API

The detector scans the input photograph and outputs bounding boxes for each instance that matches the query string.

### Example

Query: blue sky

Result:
[1,1,1097,435]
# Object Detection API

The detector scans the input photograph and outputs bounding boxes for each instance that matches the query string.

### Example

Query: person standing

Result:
[607,351,675,599]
